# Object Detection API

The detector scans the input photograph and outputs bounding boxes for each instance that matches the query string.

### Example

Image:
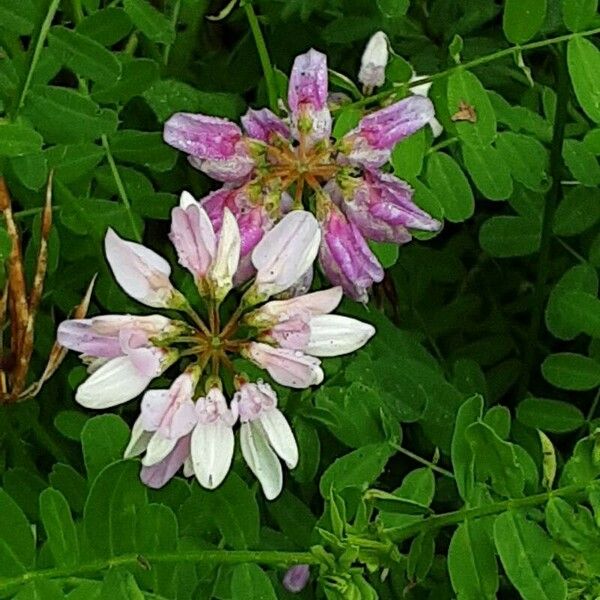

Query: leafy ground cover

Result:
[1,0,600,598]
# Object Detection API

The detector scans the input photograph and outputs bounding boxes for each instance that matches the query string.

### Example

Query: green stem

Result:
[13,0,62,116]
[0,550,318,592]
[340,27,600,111]
[243,1,279,113]
[101,135,141,243]
[387,484,588,543]
[427,136,459,155]
[518,45,569,398]
[391,444,455,479]
[163,0,181,67]
[71,0,84,23]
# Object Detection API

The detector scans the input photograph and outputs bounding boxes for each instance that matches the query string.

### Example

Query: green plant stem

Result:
[101,135,142,243]
[391,444,454,479]
[340,27,600,111]
[71,0,84,23]
[243,1,279,113]
[0,550,318,592]
[13,0,62,116]
[163,0,181,67]
[387,484,588,543]
[518,45,569,398]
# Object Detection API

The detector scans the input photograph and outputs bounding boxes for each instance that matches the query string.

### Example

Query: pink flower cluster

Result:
[163,48,441,302]
[58,199,374,499]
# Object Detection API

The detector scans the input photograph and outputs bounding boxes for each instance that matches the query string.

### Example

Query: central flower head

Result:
[163,48,442,302]
[58,199,375,499]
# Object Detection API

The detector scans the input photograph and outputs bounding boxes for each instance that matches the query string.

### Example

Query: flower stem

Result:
[163,0,181,67]
[13,0,62,117]
[391,444,454,479]
[386,484,588,543]
[340,27,600,111]
[0,550,319,592]
[101,135,142,243]
[243,0,279,114]
[518,45,568,398]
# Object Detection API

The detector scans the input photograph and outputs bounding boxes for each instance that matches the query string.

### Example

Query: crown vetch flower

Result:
[163,47,440,303]
[59,197,375,498]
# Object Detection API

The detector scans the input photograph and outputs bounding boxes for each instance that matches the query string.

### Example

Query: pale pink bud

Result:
[169,191,216,282]
[318,205,383,303]
[288,49,332,143]
[244,342,323,388]
[252,211,321,299]
[191,388,237,490]
[241,108,290,142]
[283,565,310,593]
[359,31,389,90]
[105,228,176,308]
[265,313,311,350]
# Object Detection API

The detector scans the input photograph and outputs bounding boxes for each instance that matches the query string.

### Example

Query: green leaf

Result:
[546,265,598,339]
[494,511,566,600]
[568,36,600,124]
[448,520,498,600]
[562,140,600,187]
[542,353,600,390]
[46,143,104,183]
[452,395,484,501]
[14,579,65,600]
[0,123,43,157]
[553,186,600,235]
[425,152,474,222]
[195,472,259,549]
[496,132,549,191]
[9,153,48,190]
[545,289,600,339]
[23,86,118,143]
[91,58,160,104]
[563,0,598,30]
[108,130,177,172]
[48,26,122,85]
[332,107,361,139]
[76,7,133,46]
[83,460,147,559]
[516,398,585,433]
[268,491,316,547]
[230,564,277,600]
[479,216,541,257]
[365,489,432,515]
[466,421,525,498]
[123,0,175,44]
[101,570,144,600]
[39,488,79,568]
[503,0,547,43]
[144,79,245,121]
[447,70,496,146]
[0,489,35,576]
[54,410,89,441]
[81,415,131,481]
[462,144,513,200]
[369,241,399,269]
[561,437,600,485]
[320,443,393,496]
[49,464,88,514]
[407,531,435,582]
[0,0,36,35]
[391,128,426,180]
[376,0,409,17]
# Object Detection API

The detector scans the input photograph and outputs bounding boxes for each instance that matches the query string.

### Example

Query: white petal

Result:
[142,433,177,466]
[306,315,375,357]
[179,190,197,209]
[252,211,321,297]
[75,355,152,408]
[140,390,170,431]
[240,421,282,500]
[260,409,298,468]
[191,421,234,489]
[124,416,151,458]
[430,116,443,138]
[183,456,194,478]
[210,208,240,300]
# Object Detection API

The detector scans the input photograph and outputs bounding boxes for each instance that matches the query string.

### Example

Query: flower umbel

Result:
[163,47,441,302]
[59,196,375,498]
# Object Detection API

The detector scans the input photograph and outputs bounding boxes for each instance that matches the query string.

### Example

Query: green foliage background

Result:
[1,0,600,597]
